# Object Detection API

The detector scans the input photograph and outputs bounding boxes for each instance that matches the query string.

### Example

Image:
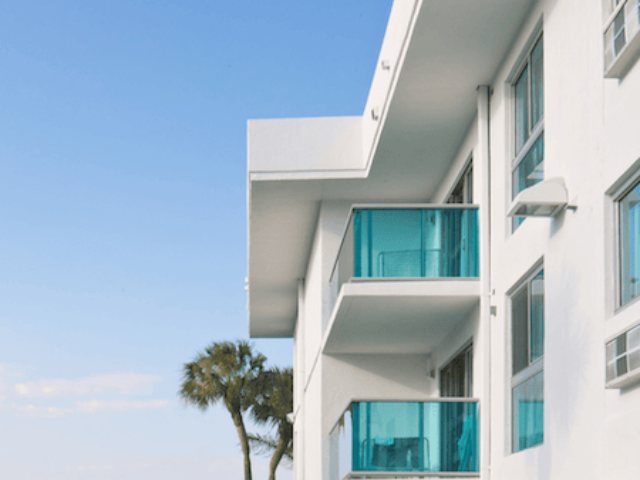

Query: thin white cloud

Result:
[13,373,161,397]
[77,399,170,413]
[0,456,293,480]
[0,364,21,406]
[3,371,169,418]
[7,399,170,417]
[12,404,73,418]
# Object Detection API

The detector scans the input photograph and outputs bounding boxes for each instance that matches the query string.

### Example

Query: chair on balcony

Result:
[369,437,426,471]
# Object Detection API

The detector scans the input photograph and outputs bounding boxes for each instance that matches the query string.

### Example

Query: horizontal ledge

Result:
[350,277,479,283]
[350,203,479,210]
[606,367,640,389]
[348,398,480,404]
[342,472,480,479]
[339,280,481,297]
[249,169,368,181]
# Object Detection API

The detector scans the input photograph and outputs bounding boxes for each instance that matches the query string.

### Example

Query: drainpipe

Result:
[476,85,492,480]
[296,278,305,480]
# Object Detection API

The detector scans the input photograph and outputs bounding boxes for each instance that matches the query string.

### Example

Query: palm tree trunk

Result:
[268,436,288,480]
[232,412,252,480]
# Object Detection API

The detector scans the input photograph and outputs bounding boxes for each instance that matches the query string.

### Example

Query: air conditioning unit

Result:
[606,323,640,389]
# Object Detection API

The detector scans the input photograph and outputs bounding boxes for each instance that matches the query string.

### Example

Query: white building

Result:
[247,1,640,479]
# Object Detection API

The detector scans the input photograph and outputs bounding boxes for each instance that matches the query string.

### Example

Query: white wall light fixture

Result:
[425,353,436,379]
[507,177,574,218]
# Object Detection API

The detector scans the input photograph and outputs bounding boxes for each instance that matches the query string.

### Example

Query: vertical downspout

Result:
[296,278,305,480]
[477,85,492,480]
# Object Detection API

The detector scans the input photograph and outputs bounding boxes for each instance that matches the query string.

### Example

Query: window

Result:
[512,34,544,229]
[603,0,640,77]
[447,161,473,205]
[606,324,640,387]
[510,268,544,453]
[619,179,640,306]
[440,343,473,397]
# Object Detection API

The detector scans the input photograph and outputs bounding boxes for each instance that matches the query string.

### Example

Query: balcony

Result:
[332,206,478,285]
[330,400,480,479]
[324,206,480,354]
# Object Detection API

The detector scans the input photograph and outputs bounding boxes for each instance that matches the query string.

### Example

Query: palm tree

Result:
[249,367,293,480]
[179,340,266,480]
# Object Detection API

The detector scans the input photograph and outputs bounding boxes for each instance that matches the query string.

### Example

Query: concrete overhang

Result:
[321,280,480,354]
[248,0,534,337]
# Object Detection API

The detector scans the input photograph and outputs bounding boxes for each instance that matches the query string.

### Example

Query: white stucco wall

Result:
[290,1,640,479]
[600,5,640,479]
[321,353,437,437]
[434,305,480,395]
[487,0,640,479]
[294,201,353,480]
[431,119,477,204]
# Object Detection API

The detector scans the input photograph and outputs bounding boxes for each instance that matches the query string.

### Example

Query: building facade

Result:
[247,1,640,479]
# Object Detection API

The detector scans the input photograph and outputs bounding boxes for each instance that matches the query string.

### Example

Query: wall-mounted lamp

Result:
[507,177,576,218]
[425,353,436,379]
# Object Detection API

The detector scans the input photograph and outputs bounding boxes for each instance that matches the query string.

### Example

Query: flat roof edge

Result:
[248,116,364,176]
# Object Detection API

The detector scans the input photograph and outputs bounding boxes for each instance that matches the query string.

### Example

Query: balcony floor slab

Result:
[323,280,480,354]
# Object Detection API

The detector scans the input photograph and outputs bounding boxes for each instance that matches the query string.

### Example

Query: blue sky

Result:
[0,1,392,478]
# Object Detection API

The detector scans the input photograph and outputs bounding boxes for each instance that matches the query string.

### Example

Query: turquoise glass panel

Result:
[620,180,640,306]
[513,133,544,198]
[350,401,479,473]
[512,371,544,452]
[352,208,479,279]
[512,134,544,230]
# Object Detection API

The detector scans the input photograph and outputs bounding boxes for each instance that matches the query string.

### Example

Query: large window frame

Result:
[509,267,544,453]
[616,176,640,308]
[511,32,544,230]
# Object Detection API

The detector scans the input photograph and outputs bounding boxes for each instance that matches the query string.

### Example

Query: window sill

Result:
[607,297,640,348]
[606,366,640,389]
[615,292,640,315]
[605,28,640,78]
[512,440,544,456]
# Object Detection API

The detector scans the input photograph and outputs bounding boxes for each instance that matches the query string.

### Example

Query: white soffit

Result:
[247,0,535,338]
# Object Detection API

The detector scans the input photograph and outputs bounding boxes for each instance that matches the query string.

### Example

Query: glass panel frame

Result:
[619,179,640,307]
[512,371,544,453]
[510,267,544,453]
[332,400,480,475]
[514,66,529,155]
[348,207,479,281]
[512,33,544,162]
[512,32,544,231]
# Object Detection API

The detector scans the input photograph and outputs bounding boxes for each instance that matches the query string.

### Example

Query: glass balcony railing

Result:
[329,400,480,478]
[330,206,479,294]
